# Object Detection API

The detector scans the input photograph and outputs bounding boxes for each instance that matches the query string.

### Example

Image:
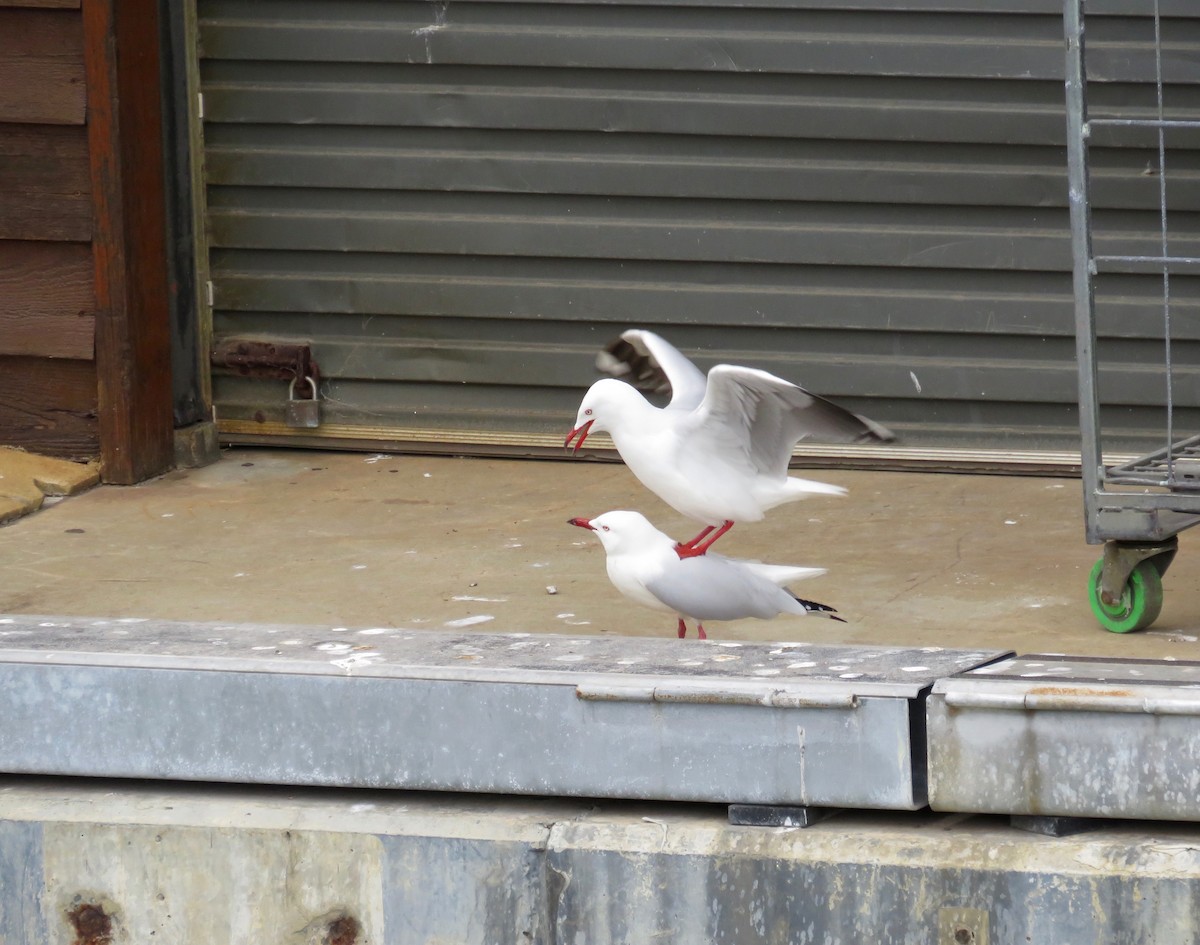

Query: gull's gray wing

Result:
[692,365,894,477]
[595,329,709,410]
[646,555,792,622]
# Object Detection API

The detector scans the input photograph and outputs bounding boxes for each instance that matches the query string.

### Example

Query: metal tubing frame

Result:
[1065,0,1200,545]
[1065,0,1105,543]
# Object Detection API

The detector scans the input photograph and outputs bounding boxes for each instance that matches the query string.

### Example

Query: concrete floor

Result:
[1,447,1197,659]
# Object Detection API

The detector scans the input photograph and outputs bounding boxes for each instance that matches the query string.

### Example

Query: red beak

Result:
[567,517,595,530]
[564,419,595,454]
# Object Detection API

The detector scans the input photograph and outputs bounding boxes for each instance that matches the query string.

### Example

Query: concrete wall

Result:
[3,777,1200,944]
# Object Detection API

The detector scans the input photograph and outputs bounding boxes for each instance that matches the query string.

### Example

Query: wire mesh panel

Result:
[1066,0,1200,631]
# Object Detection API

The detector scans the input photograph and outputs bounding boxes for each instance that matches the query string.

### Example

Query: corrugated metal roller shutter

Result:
[196,0,1200,458]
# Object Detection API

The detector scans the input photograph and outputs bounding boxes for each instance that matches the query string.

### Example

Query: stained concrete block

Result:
[4,779,1200,945]
[40,822,385,944]
[543,823,1200,945]
[381,835,545,942]
[173,421,220,470]
[0,820,46,944]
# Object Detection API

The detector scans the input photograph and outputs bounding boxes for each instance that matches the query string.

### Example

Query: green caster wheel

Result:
[1088,557,1164,633]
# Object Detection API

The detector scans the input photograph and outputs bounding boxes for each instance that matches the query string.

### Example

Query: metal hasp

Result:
[928,653,1200,821]
[211,338,322,428]
[0,616,1008,809]
[1065,0,1200,631]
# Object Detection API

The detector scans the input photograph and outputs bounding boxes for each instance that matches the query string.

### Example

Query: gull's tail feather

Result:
[792,595,847,623]
[782,476,848,500]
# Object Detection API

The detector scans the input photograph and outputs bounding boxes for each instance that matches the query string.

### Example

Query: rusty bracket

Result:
[211,338,321,399]
[1099,537,1178,606]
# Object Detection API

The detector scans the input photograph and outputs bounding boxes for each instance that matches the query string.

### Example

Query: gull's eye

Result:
[601,525,610,531]
[584,408,593,416]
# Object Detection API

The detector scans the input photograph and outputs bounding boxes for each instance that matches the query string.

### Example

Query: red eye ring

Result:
[585,408,593,416]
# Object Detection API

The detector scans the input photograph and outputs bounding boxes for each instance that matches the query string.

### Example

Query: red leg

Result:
[681,525,715,548]
[677,619,687,639]
[675,521,734,559]
[674,525,714,558]
[693,520,734,553]
[697,624,707,640]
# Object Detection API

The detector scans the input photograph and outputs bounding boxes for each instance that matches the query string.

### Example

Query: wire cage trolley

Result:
[1066,0,1200,632]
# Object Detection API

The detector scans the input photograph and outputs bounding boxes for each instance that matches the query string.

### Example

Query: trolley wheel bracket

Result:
[1099,537,1178,606]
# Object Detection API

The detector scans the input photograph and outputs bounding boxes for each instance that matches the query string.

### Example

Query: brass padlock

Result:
[286,376,320,428]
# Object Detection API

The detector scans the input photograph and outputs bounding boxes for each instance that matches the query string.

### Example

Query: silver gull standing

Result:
[569,510,844,639]
[565,329,892,557]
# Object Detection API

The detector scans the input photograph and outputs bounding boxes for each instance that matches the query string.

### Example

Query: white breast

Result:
[604,554,675,615]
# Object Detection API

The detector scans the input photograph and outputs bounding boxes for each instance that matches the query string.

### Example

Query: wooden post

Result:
[82,0,174,484]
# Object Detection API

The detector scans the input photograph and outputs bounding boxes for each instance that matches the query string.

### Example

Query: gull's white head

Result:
[568,510,669,554]
[564,379,646,454]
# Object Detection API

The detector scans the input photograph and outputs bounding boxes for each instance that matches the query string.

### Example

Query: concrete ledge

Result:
[2,778,1199,943]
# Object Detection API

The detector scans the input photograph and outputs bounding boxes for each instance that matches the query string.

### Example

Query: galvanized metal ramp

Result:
[929,653,1200,822]
[0,615,1005,810]
[8,615,1200,824]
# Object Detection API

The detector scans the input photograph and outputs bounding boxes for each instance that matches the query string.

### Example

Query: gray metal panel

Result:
[0,615,1009,808]
[928,654,1200,820]
[197,1,1200,454]
[0,665,919,806]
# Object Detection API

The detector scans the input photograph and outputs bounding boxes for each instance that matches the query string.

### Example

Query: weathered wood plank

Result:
[83,0,174,483]
[0,7,82,55]
[0,187,90,241]
[0,10,85,124]
[0,241,94,359]
[0,123,89,194]
[0,123,91,241]
[0,356,98,459]
[0,61,84,126]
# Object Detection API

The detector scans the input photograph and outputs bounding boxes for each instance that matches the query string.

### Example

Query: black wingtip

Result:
[852,414,898,444]
[793,595,846,622]
[596,336,672,394]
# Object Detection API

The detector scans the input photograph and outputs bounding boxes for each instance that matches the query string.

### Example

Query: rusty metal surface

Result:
[211,337,320,392]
